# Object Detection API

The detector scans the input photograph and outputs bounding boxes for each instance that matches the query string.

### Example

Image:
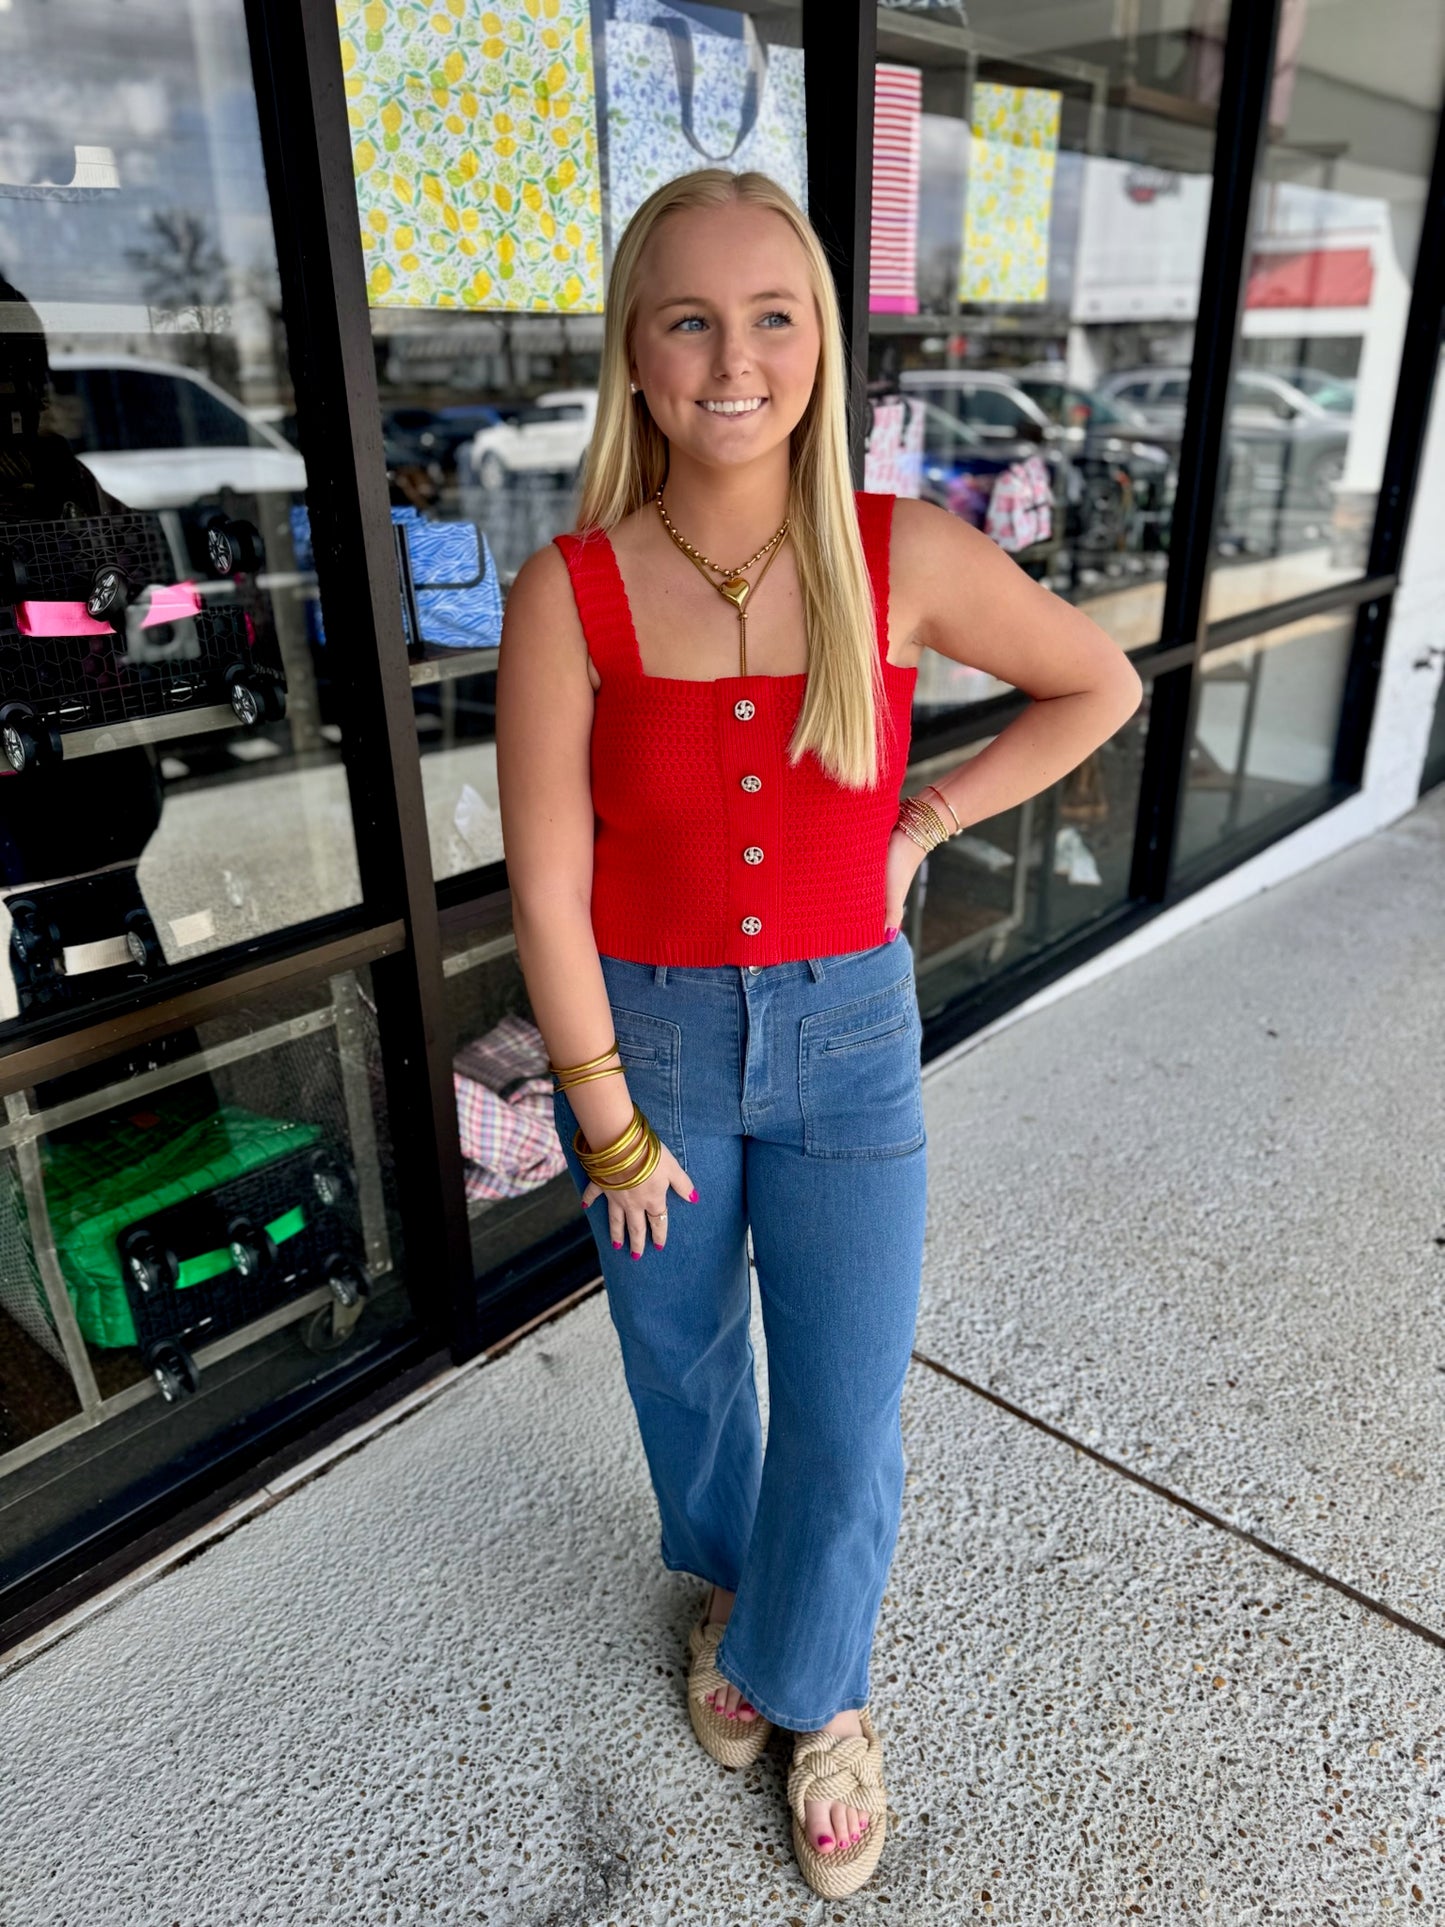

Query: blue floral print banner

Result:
[604,0,807,241]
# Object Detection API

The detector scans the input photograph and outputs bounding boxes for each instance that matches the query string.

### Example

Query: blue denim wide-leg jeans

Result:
[550,933,928,1732]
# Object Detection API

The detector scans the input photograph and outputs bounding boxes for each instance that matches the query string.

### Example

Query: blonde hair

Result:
[571,167,893,792]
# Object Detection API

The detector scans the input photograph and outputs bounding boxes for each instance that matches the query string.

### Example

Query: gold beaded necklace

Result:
[653,484,790,676]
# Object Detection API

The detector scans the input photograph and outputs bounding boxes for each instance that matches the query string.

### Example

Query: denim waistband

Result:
[598,937,903,989]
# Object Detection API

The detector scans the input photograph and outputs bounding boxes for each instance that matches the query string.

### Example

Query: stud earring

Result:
[630,382,638,394]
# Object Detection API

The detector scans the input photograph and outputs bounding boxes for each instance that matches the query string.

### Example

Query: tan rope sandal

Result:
[787,1706,889,1898]
[686,1607,774,1769]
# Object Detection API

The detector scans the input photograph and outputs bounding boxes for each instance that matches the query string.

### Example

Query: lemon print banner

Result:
[337,0,604,311]
[959,82,1062,305]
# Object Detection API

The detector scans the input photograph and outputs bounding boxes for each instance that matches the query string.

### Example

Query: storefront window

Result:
[336,0,805,887]
[902,696,1150,1014]
[0,960,412,1578]
[868,0,1226,682]
[0,0,364,1035]
[0,0,420,1600]
[334,0,806,1222]
[1177,606,1355,872]
[868,3,1225,996]
[1206,0,1445,616]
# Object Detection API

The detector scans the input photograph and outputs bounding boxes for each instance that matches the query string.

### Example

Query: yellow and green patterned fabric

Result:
[337,0,605,311]
[959,82,1062,305]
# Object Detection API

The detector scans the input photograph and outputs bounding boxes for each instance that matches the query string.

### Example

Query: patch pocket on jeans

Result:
[799,975,924,1159]
[607,1005,685,1167]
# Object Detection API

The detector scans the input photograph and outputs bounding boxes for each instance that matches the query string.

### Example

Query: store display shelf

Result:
[408,644,498,688]
[1,971,395,1449]
[0,1273,404,1484]
[441,930,516,980]
[32,704,241,762]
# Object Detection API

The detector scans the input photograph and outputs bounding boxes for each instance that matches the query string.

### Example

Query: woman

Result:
[496,168,1141,1900]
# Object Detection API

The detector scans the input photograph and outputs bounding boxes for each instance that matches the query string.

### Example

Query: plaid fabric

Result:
[453,1012,568,1203]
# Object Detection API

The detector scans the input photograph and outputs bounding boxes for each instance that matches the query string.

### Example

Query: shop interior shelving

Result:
[0,969,395,1482]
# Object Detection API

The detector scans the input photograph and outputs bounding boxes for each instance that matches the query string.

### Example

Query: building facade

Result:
[1,0,1442,1643]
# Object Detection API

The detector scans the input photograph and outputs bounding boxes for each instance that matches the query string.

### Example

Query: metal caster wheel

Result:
[225,669,263,727]
[120,1226,181,1297]
[87,565,131,619]
[123,908,165,971]
[308,1148,355,1210]
[145,1337,200,1403]
[299,1256,370,1354]
[1,706,55,775]
[205,516,263,576]
[227,1215,277,1280]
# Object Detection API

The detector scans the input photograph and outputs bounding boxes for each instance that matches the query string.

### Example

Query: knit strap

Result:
[556,496,894,680]
[853,488,896,672]
[552,527,644,680]
[787,1723,889,1826]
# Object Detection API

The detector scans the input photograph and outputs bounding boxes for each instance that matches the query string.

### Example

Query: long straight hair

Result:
[571,168,892,792]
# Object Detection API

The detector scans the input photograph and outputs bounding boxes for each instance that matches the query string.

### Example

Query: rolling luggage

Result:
[36,1091,369,1401]
[0,510,285,772]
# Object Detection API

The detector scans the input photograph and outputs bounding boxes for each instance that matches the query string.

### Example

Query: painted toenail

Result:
[817,1836,833,1849]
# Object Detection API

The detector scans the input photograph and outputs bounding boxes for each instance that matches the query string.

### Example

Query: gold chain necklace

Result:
[653,484,790,677]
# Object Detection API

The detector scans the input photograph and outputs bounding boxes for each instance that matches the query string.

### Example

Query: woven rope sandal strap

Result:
[687,1620,731,1705]
[786,1728,888,1827]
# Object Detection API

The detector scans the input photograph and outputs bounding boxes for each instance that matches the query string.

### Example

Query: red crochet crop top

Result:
[552,489,916,968]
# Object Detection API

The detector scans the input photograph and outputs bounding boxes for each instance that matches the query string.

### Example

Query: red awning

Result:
[1245,246,1373,309]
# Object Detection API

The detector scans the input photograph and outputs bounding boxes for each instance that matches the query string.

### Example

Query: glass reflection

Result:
[1207,0,1444,614]
[1178,608,1354,871]
[868,0,1222,667]
[340,0,804,882]
[0,0,363,1033]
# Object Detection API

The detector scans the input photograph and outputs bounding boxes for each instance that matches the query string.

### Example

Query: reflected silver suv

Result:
[1097,366,1348,509]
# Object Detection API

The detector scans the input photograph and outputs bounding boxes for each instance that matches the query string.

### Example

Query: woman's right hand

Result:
[581,1139,697,1257]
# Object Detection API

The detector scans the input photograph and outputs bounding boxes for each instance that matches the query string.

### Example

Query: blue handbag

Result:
[288,503,502,651]
[391,507,503,650]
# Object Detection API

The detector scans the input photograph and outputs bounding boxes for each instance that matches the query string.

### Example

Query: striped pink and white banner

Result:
[870,62,921,315]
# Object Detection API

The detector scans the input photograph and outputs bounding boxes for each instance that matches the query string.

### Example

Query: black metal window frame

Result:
[4,0,1444,1641]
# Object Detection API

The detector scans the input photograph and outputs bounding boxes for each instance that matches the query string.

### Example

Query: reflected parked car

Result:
[1283,368,1357,414]
[900,369,1169,555]
[1097,365,1348,509]
[904,399,1061,559]
[46,354,307,509]
[382,403,511,479]
[469,388,596,490]
[1009,369,1173,554]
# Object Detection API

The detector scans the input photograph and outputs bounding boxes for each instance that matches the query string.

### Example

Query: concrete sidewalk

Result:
[3,789,1443,1926]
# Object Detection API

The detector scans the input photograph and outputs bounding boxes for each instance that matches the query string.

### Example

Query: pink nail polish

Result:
[817,1835,833,1850]
[884,926,899,943]
[689,1188,699,1202]
[612,1239,622,1248]
[631,1250,641,1261]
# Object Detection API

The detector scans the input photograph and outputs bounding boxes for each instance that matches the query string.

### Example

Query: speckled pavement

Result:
[1,790,1443,1925]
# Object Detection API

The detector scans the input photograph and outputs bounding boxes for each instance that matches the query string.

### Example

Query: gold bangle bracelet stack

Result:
[548,1037,623,1093]
[575,1104,663,1188]
[547,1038,662,1189]
[896,782,963,855]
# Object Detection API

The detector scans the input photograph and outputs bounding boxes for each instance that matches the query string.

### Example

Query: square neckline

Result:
[593,494,917,687]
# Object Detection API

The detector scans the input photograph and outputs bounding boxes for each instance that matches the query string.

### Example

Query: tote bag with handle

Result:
[605,0,807,237]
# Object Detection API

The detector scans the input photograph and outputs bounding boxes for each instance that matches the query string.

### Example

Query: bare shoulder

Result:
[887,494,1144,702]
[503,538,600,692]
[886,494,967,664]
